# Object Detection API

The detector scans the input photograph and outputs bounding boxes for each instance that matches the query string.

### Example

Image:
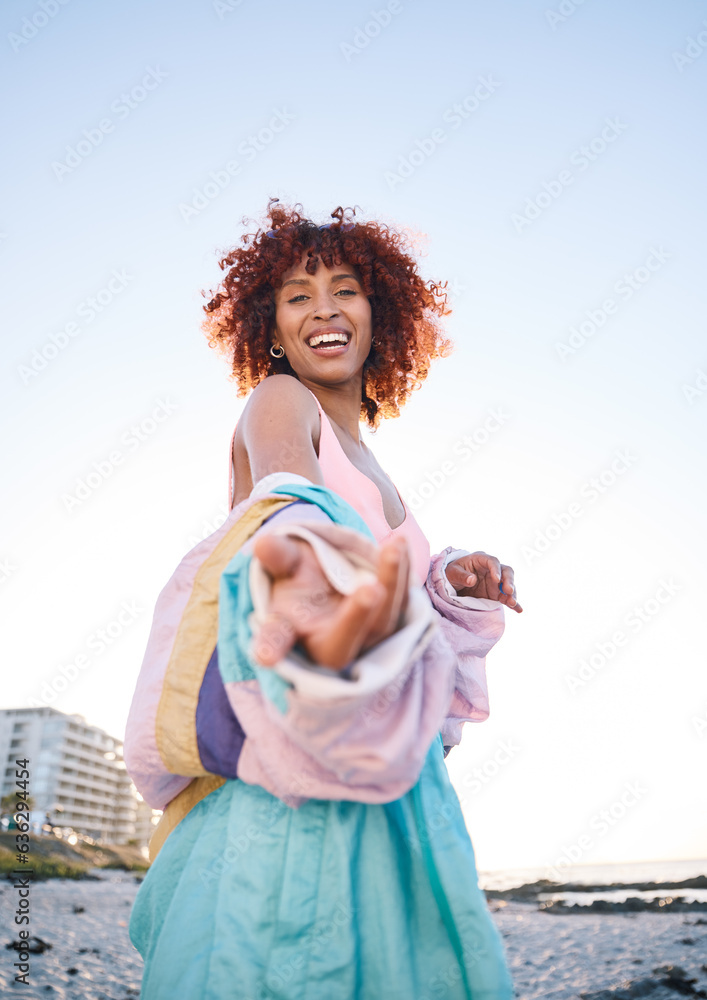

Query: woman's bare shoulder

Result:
[238,375,323,486]
[244,374,319,419]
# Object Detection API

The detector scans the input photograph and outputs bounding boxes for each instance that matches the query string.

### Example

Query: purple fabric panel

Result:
[195,645,245,779]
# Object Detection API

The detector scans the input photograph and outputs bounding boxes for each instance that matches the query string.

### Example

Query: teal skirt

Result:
[130,738,513,1000]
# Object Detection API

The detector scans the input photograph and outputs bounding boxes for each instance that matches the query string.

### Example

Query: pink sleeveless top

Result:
[229,390,431,586]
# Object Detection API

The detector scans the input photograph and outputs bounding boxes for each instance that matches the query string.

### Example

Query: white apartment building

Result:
[0,707,140,844]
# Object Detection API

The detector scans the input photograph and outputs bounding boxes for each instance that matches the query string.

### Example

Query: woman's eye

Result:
[287,288,356,303]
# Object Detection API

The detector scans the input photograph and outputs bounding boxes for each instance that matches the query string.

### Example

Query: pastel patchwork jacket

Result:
[123,473,505,859]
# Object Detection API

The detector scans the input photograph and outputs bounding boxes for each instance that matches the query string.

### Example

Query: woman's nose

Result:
[313,299,339,320]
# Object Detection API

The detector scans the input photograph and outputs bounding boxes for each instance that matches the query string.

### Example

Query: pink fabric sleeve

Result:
[425,547,506,752]
[226,513,460,806]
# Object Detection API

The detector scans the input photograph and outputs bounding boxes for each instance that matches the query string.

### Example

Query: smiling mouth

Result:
[306,330,351,350]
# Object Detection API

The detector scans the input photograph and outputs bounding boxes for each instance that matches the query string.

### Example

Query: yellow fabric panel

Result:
[149,775,227,862]
[155,497,293,776]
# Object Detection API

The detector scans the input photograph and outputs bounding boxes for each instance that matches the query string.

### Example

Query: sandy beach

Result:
[2,871,707,999]
[0,871,143,999]
[493,900,707,999]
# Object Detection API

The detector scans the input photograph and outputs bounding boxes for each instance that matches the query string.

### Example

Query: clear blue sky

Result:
[2,0,706,871]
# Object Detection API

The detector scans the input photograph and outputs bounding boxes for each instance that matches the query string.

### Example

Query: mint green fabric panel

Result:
[132,481,513,997]
[269,484,375,540]
[130,738,513,1000]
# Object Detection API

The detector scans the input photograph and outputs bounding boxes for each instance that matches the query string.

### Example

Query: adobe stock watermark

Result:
[264,902,355,995]
[357,654,426,731]
[398,793,506,995]
[673,20,707,73]
[186,502,231,548]
[681,366,707,404]
[384,75,502,191]
[27,600,144,707]
[198,778,318,885]
[178,108,295,223]
[442,276,467,307]
[250,584,331,666]
[511,116,628,233]
[340,0,403,61]
[458,739,521,803]
[8,0,70,53]
[213,0,245,18]
[61,398,178,512]
[418,931,489,1000]
[555,246,671,360]
[18,268,135,385]
[1,558,17,585]
[51,67,168,181]
[404,407,511,511]
[545,0,592,30]
[545,780,647,881]
[400,740,521,866]
[200,802,284,885]
[521,448,637,566]
[692,705,707,738]
[186,433,325,547]
[565,578,681,692]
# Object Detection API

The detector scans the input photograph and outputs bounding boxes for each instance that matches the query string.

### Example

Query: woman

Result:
[126,200,521,999]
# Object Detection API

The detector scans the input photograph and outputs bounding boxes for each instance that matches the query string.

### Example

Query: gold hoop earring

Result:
[270,343,285,358]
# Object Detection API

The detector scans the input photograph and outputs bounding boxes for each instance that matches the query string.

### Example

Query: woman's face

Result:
[272,252,372,387]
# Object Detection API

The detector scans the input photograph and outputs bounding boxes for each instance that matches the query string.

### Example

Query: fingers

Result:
[308,536,412,665]
[253,534,303,580]
[467,552,524,613]
[366,536,410,642]
[500,564,523,613]
[499,565,514,597]
[472,551,502,584]
[445,558,477,590]
[307,581,386,669]
[252,532,417,672]
[252,612,298,666]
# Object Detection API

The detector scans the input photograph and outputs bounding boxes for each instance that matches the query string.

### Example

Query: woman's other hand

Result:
[445,552,523,613]
[251,533,411,671]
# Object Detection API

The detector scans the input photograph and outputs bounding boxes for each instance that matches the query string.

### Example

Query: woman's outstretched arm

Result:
[217,498,457,807]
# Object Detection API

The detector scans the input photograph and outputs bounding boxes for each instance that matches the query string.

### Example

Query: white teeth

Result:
[308,332,349,347]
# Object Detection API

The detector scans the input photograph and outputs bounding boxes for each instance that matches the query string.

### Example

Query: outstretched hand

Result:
[251,533,412,671]
[445,551,523,613]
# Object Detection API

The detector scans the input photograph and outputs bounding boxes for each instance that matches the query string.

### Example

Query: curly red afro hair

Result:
[201,198,453,428]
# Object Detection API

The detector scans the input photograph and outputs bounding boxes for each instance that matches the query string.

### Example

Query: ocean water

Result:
[478,857,707,892]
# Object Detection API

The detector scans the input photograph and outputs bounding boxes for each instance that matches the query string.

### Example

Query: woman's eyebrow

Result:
[281,273,359,289]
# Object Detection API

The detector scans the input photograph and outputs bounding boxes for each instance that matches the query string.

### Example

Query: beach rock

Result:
[653,966,707,996]
[6,935,52,953]
[488,875,707,900]
[539,897,707,915]
[581,978,673,998]
[580,966,707,999]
